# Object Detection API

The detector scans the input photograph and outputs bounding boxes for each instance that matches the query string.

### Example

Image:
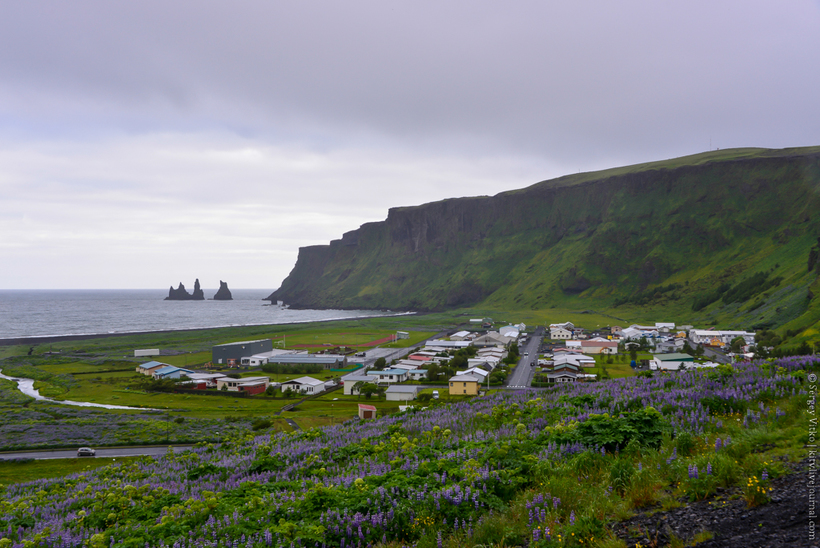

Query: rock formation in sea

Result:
[213,280,233,300]
[192,279,205,300]
[165,279,206,300]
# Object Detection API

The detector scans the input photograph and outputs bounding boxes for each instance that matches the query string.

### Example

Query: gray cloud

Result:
[1,1,819,288]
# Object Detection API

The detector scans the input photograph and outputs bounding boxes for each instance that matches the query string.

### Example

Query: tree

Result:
[360,385,381,399]
[730,336,745,353]
[374,357,387,369]
[353,381,366,399]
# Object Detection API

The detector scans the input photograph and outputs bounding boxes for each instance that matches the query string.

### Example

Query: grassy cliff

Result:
[269,146,820,341]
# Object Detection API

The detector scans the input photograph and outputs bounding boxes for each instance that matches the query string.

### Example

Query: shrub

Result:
[251,418,272,431]
[674,431,697,457]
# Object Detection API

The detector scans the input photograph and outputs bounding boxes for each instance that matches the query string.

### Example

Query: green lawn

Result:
[587,353,641,379]
[152,352,212,367]
[0,457,141,485]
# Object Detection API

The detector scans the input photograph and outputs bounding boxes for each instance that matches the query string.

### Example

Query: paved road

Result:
[0,445,194,461]
[505,326,544,389]
[701,344,730,364]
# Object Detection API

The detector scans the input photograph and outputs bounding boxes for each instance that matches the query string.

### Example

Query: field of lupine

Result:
[0,401,261,451]
[1,355,817,548]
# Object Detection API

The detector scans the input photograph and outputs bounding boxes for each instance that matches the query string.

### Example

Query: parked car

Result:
[77,447,96,457]
[432,390,439,399]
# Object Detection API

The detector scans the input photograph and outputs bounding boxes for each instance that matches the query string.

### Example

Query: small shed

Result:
[358,403,377,420]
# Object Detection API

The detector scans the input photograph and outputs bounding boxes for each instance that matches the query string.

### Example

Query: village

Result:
[131,319,758,417]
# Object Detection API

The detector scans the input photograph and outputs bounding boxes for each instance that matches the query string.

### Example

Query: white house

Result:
[280,376,327,394]
[186,373,227,388]
[553,353,596,367]
[450,330,472,341]
[343,375,373,395]
[550,327,573,340]
[580,339,618,355]
[499,325,520,339]
[650,353,695,371]
[366,369,409,384]
[407,369,428,380]
[215,376,271,391]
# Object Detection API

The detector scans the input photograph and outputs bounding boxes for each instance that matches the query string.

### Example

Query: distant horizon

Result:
[0,287,276,292]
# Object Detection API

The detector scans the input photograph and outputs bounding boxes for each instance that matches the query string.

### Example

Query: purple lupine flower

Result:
[715,438,722,451]
[761,469,768,481]
[569,510,575,525]
[706,462,712,476]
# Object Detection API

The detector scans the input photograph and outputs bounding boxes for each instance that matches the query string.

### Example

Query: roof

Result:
[367,369,408,376]
[581,339,617,347]
[265,354,345,364]
[153,366,192,376]
[450,374,481,383]
[344,375,372,382]
[385,385,419,393]
[187,373,227,380]
[139,361,168,370]
[655,353,694,361]
[358,404,377,411]
[281,376,324,386]
[233,376,269,384]
[213,339,270,347]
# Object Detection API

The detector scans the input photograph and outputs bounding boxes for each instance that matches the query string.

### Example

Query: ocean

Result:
[0,289,395,340]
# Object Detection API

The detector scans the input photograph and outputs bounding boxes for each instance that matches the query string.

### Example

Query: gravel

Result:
[612,456,818,547]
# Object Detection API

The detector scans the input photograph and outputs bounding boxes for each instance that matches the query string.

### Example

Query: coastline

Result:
[0,310,418,346]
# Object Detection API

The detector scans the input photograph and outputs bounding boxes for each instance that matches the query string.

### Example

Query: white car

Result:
[432,390,439,399]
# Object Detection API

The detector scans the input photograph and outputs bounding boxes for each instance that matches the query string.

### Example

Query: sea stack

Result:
[213,280,233,300]
[165,279,206,300]
[191,279,205,300]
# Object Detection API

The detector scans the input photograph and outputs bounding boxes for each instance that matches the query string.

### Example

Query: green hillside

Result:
[269,146,820,346]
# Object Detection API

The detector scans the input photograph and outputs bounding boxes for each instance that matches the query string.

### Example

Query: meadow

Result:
[1,354,815,547]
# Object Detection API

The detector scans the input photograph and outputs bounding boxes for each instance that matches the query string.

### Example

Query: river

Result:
[0,369,157,410]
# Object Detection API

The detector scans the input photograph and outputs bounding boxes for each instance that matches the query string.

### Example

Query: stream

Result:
[0,368,157,411]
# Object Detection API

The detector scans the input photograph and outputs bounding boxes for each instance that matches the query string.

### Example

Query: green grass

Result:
[590,354,640,379]
[152,352,212,367]
[0,457,141,485]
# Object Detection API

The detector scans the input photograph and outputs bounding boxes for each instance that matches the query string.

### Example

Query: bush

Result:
[251,418,272,431]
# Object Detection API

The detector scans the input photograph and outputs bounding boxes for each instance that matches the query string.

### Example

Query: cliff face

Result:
[268,147,820,330]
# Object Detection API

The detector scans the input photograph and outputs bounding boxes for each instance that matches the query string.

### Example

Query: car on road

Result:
[77,447,96,457]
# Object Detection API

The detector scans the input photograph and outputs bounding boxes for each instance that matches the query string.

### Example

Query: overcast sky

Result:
[2,1,819,290]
